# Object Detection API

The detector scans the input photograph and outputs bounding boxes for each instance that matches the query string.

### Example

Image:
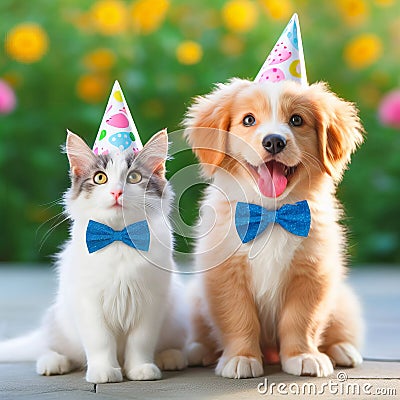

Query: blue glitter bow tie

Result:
[235,200,311,243]
[86,220,150,254]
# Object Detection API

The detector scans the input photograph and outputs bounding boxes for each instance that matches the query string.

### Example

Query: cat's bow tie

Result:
[86,220,150,254]
[235,200,311,243]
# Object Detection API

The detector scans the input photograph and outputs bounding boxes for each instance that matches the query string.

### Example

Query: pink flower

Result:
[0,80,17,115]
[378,89,400,128]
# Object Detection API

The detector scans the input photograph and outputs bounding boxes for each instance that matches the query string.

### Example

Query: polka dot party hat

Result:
[92,81,143,156]
[254,13,307,86]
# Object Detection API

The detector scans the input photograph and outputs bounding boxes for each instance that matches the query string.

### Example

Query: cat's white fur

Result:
[0,130,188,383]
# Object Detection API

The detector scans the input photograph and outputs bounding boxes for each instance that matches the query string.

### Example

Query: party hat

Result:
[92,81,143,156]
[254,13,307,86]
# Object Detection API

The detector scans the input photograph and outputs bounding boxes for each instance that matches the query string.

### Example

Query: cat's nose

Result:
[110,190,123,201]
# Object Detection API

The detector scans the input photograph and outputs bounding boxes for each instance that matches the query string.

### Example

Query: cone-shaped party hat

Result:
[92,81,143,156]
[254,14,307,86]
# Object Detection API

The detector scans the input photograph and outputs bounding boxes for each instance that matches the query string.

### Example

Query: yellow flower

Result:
[84,49,116,71]
[5,23,48,64]
[90,0,128,35]
[344,34,383,69]
[76,74,109,103]
[336,0,368,25]
[222,0,258,33]
[221,34,244,56]
[176,41,203,65]
[131,0,169,34]
[260,0,293,21]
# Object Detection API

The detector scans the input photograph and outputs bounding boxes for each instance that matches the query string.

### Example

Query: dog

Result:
[183,78,364,378]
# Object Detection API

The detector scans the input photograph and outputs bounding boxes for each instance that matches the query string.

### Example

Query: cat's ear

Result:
[137,129,169,177]
[66,130,96,177]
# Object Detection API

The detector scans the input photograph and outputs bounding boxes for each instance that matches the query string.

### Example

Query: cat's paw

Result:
[156,349,187,371]
[281,352,334,377]
[36,351,72,376]
[327,342,363,367]
[86,365,123,383]
[186,342,217,366]
[126,363,162,381]
[216,355,264,379]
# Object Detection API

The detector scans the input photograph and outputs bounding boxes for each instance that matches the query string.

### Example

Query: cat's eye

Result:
[127,171,142,184]
[289,114,303,127]
[243,114,256,127]
[93,172,108,185]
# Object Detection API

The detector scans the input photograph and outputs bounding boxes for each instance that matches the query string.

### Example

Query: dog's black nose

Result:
[262,134,286,154]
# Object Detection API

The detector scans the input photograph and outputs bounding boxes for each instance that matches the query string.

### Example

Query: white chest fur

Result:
[199,180,305,342]
[59,219,171,336]
[99,248,148,332]
[248,225,302,342]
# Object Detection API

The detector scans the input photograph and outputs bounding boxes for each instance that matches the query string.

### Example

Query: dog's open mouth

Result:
[248,160,298,198]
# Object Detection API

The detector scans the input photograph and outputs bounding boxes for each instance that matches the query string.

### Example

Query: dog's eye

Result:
[243,114,256,127]
[289,115,303,127]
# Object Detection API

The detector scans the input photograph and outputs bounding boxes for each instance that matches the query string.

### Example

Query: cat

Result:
[0,129,188,383]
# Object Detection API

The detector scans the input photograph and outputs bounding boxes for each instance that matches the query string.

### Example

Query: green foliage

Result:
[1,0,399,263]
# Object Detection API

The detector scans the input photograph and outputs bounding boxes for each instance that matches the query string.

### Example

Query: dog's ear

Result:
[184,78,250,176]
[311,83,364,182]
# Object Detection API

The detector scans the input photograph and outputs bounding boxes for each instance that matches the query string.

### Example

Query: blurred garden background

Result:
[0,0,399,264]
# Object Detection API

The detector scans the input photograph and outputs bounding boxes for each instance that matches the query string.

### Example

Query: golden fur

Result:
[184,79,365,378]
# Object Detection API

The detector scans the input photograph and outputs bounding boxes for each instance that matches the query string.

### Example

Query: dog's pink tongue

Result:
[257,161,287,198]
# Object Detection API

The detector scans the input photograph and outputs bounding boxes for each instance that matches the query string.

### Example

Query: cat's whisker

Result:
[40,211,69,234]
[36,210,67,236]
[38,215,69,252]
[39,197,64,207]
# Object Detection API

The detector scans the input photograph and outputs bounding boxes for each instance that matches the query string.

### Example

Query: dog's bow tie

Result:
[86,220,150,254]
[235,200,311,243]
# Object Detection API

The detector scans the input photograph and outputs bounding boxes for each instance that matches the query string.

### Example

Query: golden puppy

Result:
[183,78,364,378]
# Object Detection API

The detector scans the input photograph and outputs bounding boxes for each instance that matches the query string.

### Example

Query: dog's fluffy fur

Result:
[183,79,365,378]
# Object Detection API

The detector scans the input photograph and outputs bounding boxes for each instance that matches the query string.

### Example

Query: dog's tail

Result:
[0,330,46,361]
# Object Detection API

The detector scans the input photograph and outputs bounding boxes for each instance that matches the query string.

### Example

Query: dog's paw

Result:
[216,355,264,379]
[126,363,162,381]
[327,342,363,367]
[186,342,216,366]
[156,349,187,371]
[282,352,334,377]
[36,351,72,376]
[86,365,123,383]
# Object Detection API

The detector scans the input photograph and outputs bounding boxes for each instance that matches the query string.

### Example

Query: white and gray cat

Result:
[0,129,188,383]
